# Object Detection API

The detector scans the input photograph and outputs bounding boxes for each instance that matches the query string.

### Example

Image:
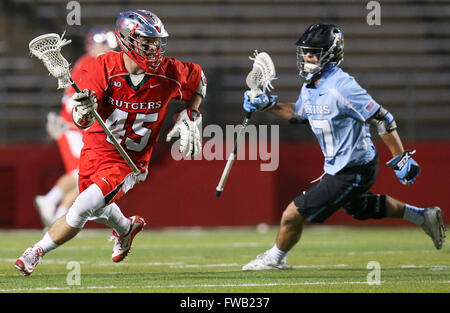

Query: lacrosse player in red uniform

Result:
[35,28,118,229]
[15,9,206,276]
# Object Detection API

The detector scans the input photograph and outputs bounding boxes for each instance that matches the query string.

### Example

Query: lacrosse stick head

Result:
[245,50,277,100]
[29,33,73,89]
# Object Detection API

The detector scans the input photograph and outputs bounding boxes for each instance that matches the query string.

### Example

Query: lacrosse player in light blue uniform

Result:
[295,64,379,175]
[242,24,446,271]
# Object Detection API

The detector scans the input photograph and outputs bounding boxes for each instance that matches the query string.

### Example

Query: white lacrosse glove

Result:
[72,89,98,129]
[166,108,202,157]
[46,112,70,140]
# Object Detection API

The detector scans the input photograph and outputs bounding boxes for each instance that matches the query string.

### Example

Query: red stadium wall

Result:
[0,141,448,229]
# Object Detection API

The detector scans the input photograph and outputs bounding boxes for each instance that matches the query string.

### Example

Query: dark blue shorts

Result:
[293,155,378,223]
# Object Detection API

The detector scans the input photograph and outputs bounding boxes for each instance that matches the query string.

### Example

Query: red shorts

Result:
[57,130,83,174]
[78,147,140,205]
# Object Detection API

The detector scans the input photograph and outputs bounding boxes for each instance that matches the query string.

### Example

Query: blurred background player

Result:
[241,24,446,271]
[15,9,206,276]
[34,28,118,229]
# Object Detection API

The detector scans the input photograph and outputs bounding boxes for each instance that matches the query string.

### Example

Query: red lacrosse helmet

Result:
[114,9,169,72]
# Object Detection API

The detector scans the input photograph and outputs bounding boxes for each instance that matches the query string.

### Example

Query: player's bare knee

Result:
[281,202,304,227]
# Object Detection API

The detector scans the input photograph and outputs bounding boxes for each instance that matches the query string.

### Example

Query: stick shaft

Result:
[71,82,141,176]
[215,111,252,197]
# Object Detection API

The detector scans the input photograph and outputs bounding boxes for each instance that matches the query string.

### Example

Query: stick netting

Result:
[29,33,72,89]
[245,50,277,99]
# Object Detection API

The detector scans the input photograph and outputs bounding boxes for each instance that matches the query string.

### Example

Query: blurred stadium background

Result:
[0,0,449,229]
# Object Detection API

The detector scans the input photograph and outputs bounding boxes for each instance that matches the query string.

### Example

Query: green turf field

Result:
[0,226,449,293]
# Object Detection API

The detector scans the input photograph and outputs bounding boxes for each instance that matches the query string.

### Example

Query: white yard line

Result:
[310,249,439,256]
[292,264,349,268]
[57,242,266,250]
[3,257,449,271]
[0,258,86,265]
[92,262,351,269]
[92,261,186,267]
[1,280,449,292]
[401,265,450,270]
[169,263,240,268]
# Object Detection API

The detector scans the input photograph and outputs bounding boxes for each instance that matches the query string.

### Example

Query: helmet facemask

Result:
[125,34,167,71]
[296,46,324,77]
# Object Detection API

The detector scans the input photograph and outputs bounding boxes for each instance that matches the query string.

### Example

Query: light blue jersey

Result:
[295,66,380,175]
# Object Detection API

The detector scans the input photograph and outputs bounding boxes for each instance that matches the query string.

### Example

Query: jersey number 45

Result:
[105,108,158,152]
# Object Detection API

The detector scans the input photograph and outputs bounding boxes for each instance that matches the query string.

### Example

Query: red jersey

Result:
[60,54,97,124]
[77,51,202,170]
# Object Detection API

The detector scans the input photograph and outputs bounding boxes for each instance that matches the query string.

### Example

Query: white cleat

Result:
[34,195,56,228]
[421,207,446,250]
[14,246,44,276]
[242,251,290,271]
[111,216,146,263]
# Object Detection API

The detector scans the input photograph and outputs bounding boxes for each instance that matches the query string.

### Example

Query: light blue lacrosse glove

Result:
[386,150,421,185]
[243,90,278,112]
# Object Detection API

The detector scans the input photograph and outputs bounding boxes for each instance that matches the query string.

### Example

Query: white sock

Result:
[90,203,131,236]
[267,243,289,263]
[35,232,59,254]
[44,186,64,206]
[52,205,68,224]
[403,204,425,226]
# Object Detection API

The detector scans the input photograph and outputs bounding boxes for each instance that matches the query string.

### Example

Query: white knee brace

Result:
[65,184,105,228]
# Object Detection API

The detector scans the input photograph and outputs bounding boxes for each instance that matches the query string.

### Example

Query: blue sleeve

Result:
[335,77,380,122]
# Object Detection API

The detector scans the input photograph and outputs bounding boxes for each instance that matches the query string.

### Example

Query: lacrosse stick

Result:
[29,33,141,176]
[215,50,276,197]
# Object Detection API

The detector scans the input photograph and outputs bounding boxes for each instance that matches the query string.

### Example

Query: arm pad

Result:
[195,70,207,98]
[369,106,397,135]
